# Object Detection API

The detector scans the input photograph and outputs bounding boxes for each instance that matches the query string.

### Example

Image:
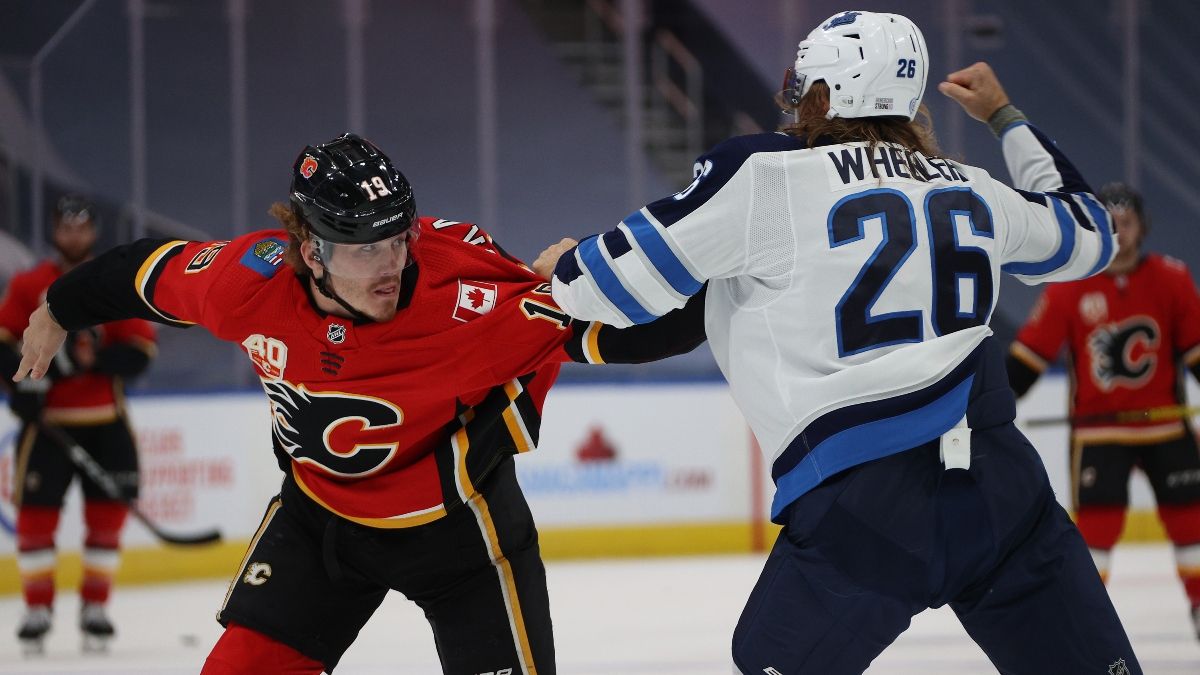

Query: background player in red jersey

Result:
[1008,182,1200,638]
[0,196,157,654]
[11,134,704,675]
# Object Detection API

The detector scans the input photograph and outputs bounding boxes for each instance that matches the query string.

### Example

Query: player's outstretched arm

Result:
[564,285,707,365]
[940,63,1116,283]
[940,61,1095,195]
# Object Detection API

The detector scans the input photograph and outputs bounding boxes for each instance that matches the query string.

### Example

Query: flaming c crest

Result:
[300,155,319,179]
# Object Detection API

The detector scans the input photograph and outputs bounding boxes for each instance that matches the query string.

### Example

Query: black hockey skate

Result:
[17,605,52,657]
[80,603,114,653]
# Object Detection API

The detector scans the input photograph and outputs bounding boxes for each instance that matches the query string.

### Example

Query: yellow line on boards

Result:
[0,540,246,596]
[0,512,1168,596]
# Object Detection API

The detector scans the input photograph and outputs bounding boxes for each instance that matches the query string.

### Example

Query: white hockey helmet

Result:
[786,10,928,120]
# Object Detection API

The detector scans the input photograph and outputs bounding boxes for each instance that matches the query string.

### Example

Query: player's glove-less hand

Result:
[7,377,49,423]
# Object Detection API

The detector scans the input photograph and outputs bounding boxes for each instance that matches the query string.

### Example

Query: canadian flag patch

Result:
[453,281,498,322]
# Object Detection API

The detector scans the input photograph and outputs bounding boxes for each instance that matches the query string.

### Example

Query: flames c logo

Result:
[1087,316,1159,392]
[262,379,402,477]
[300,155,319,179]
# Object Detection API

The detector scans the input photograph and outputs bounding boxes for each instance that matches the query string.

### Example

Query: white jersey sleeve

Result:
[550,134,799,328]
[989,122,1116,285]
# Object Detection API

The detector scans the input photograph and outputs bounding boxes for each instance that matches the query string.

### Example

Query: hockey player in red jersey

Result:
[1008,182,1200,638]
[0,196,157,654]
[11,133,704,674]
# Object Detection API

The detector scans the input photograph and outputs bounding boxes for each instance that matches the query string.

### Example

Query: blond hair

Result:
[777,81,942,172]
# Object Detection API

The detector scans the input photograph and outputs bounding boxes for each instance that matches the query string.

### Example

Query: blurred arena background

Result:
[2,0,1198,390]
[1,0,1199,668]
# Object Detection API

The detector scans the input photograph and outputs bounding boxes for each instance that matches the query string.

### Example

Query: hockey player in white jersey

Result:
[534,10,1140,675]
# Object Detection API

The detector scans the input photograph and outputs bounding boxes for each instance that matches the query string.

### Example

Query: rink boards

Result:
[0,374,1193,593]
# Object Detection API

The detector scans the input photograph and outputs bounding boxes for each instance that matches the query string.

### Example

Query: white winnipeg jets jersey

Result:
[551,122,1115,519]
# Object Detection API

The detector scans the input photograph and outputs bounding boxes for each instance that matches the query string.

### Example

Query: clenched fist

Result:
[938,62,1011,123]
[532,238,578,281]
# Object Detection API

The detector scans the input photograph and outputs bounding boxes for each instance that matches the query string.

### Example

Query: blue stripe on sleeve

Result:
[1056,192,1095,232]
[1000,196,1077,276]
[623,211,704,296]
[1013,189,1047,206]
[575,236,658,324]
[1025,124,1093,194]
[1080,193,1116,277]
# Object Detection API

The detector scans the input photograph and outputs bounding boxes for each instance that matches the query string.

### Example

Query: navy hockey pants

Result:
[733,351,1141,674]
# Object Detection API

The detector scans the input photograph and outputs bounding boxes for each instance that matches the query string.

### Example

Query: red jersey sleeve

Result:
[497,282,576,369]
[451,283,576,393]
[137,232,288,331]
[1013,286,1070,370]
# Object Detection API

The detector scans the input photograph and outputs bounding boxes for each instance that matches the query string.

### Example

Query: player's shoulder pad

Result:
[647,132,805,227]
[692,132,807,187]
[225,230,290,279]
[951,159,989,183]
[3,266,35,290]
[12,261,58,287]
[420,216,493,249]
[0,262,56,304]
[1157,253,1189,273]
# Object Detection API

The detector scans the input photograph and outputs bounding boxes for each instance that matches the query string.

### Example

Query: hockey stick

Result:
[1023,404,1200,428]
[38,422,222,546]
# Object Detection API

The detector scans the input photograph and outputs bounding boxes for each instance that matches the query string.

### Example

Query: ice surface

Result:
[0,545,1195,674]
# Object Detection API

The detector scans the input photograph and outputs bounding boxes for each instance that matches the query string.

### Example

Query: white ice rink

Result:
[1,545,1197,674]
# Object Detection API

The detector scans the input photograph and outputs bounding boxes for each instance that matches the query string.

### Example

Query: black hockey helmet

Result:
[52,194,96,226]
[1098,182,1149,232]
[289,133,417,245]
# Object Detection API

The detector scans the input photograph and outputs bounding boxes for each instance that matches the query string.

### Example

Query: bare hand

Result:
[532,238,579,280]
[937,62,1011,123]
[13,303,68,382]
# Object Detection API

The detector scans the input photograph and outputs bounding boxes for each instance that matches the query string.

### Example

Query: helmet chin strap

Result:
[312,266,376,324]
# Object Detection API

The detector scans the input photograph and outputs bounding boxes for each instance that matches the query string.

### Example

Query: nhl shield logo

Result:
[1108,659,1131,675]
[327,323,346,344]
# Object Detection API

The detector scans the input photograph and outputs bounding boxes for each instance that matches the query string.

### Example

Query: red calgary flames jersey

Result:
[0,261,156,422]
[136,218,593,527]
[1013,254,1200,441]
